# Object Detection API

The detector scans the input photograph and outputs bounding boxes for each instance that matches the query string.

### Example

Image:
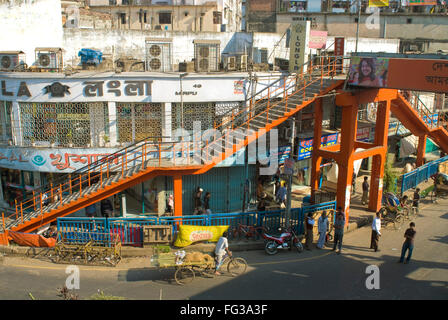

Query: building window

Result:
[120,13,126,24]
[159,12,171,24]
[109,0,116,4]
[19,102,109,147]
[213,11,222,24]
[0,101,12,144]
[144,11,147,23]
[122,0,130,5]
[116,103,162,143]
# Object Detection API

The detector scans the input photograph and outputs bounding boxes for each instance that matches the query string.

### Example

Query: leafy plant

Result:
[103,134,110,144]
[89,290,125,300]
[383,157,399,194]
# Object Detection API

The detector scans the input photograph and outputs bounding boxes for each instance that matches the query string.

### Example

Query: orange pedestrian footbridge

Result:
[1,53,447,245]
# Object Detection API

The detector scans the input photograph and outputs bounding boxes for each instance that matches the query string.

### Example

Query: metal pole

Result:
[285,118,296,228]
[355,0,361,53]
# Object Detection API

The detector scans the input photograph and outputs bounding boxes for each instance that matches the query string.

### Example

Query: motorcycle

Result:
[262,226,304,255]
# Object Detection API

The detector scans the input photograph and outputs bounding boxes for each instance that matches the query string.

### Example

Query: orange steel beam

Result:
[368,100,391,212]
[353,146,386,161]
[335,89,398,107]
[354,141,376,150]
[416,134,427,167]
[310,98,323,201]
[173,175,183,218]
[335,101,359,223]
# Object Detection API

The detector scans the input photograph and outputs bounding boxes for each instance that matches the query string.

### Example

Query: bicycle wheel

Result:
[174,267,195,285]
[394,215,404,230]
[227,257,248,276]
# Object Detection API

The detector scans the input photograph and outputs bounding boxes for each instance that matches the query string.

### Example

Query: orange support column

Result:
[310,99,323,203]
[369,100,391,212]
[416,134,427,167]
[173,175,183,218]
[335,103,358,223]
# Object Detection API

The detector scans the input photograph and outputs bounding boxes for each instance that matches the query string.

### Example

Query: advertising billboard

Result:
[347,57,390,88]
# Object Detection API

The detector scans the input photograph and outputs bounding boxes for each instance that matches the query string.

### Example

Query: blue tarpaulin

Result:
[78,48,103,65]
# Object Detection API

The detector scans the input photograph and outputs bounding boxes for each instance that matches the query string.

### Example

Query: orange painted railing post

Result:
[50,183,54,201]
[173,175,183,218]
[320,56,323,86]
[33,191,36,210]
[88,165,91,186]
[40,193,43,216]
[20,202,23,224]
[59,185,63,206]
[2,212,5,231]
[15,200,18,220]
[100,164,103,187]
[69,178,72,195]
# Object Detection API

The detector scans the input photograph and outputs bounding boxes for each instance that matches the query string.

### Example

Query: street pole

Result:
[355,0,361,54]
[285,118,296,228]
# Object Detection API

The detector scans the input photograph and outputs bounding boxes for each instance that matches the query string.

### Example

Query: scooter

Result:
[262,226,304,255]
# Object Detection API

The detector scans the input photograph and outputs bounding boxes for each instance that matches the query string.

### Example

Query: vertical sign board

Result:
[334,37,345,74]
[289,21,310,74]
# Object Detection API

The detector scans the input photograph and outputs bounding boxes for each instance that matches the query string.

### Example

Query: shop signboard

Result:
[334,37,345,57]
[408,0,437,5]
[348,56,448,93]
[309,30,327,49]
[289,21,310,73]
[297,133,339,160]
[369,0,389,6]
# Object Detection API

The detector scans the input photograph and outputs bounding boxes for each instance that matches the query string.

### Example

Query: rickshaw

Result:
[379,192,405,230]
[431,172,448,202]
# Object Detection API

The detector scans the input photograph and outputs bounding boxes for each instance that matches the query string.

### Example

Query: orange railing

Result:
[399,90,439,129]
[4,56,350,231]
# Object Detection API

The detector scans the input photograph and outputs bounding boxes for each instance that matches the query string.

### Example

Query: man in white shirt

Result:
[317,211,329,249]
[370,211,382,252]
[214,231,231,275]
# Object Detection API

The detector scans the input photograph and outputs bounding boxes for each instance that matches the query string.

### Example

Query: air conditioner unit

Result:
[194,40,220,72]
[35,48,63,71]
[154,25,162,30]
[239,54,248,71]
[0,51,26,71]
[145,38,173,72]
[226,56,236,71]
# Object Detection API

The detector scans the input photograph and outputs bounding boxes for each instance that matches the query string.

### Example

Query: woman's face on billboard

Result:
[361,60,372,77]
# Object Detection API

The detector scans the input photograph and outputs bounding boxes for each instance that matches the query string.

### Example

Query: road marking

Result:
[250,251,332,266]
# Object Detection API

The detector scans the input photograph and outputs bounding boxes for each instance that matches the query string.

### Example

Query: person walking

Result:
[317,211,329,249]
[412,188,420,215]
[362,176,369,205]
[398,222,417,264]
[194,187,203,215]
[100,198,113,218]
[332,207,345,254]
[370,211,382,252]
[204,191,211,215]
[305,212,315,251]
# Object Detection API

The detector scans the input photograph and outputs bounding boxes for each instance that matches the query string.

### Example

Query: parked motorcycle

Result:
[262,226,304,255]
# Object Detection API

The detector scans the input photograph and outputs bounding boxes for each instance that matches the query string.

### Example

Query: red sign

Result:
[334,37,345,56]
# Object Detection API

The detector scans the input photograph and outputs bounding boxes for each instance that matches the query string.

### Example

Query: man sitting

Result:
[214,231,232,276]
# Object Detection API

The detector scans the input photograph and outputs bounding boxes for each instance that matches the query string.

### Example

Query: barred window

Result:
[172,102,216,133]
[116,102,163,143]
[19,102,109,147]
[0,101,12,144]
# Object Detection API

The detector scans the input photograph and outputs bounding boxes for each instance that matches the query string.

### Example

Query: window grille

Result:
[0,101,12,144]
[19,102,109,147]
[116,102,163,143]
[171,102,216,134]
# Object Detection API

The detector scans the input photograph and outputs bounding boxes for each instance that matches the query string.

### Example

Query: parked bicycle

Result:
[232,223,267,241]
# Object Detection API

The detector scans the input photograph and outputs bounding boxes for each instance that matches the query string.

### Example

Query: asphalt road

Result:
[0,197,447,301]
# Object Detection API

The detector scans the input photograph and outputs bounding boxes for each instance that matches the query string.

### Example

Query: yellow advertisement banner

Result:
[369,0,389,6]
[174,225,229,248]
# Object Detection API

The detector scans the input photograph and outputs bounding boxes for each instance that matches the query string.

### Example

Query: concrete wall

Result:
[0,0,63,66]
[63,29,271,66]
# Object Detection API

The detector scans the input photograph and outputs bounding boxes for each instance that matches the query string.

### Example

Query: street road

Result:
[0,197,447,301]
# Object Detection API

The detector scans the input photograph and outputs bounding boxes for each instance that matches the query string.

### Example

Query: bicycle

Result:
[379,207,404,230]
[174,253,248,285]
[232,223,266,240]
